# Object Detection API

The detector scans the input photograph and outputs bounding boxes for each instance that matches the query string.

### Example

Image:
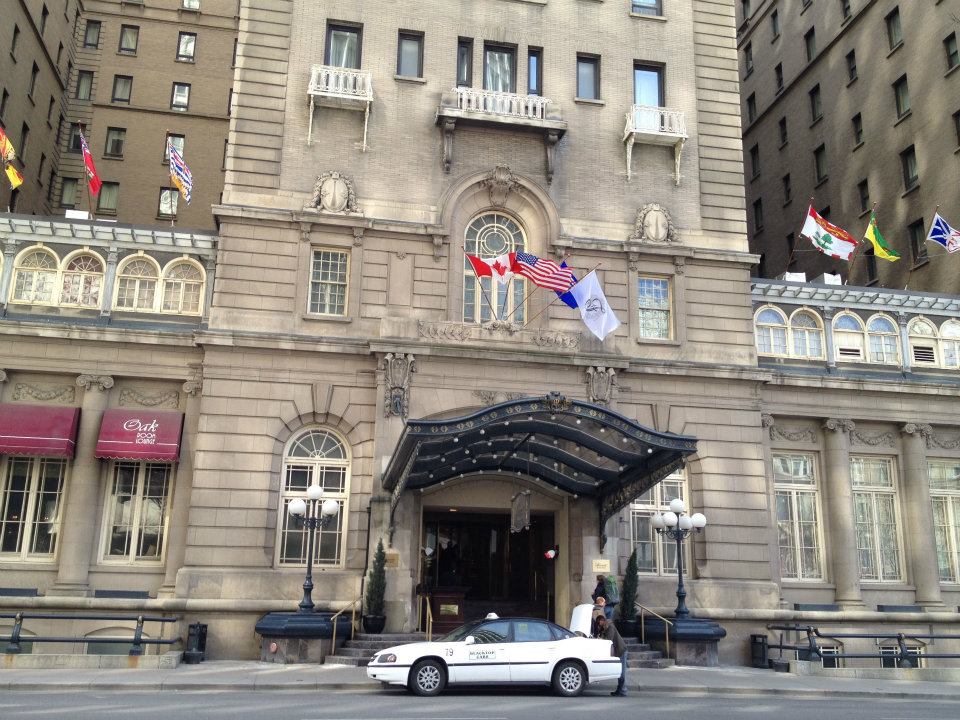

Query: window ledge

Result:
[175,58,196,64]
[846,75,858,87]
[636,336,680,347]
[852,140,864,152]
[574,97,605,106]
[945,63,960,79]
[394,74,427,84]
[97,209,118,216]
[771,33,780,44]
[894,110,912,127]
[117,51,138,57]
[901,183,920,198]
[156,214,177,221]
[744,68,754,80]
[809,115,823,128]
[778,140,788,150]
[102,155,123,161]
[800,2,812,16]
[955,146,960,155]
[887,42,904,59]
[775,86,783,95]
[750,172,760,182]
[858,208,871,219]
[630,13,667,22]
[912,258,930,270]
[865,278,879,286]
[302,312,353,323]
[841,15,852,26]
[783,198,793,208]
[815,177,829,188]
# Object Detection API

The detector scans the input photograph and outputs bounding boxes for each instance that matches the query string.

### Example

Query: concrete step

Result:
[342,639,420,650]
[323,655,371,667]
[622,641,651,651]
[624,650,664,661]
[353,633,425,642]
[334,646,381,658]
[627,658,674,669]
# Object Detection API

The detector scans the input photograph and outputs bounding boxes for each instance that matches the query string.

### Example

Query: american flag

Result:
[168,139,193,204]
[512,251,576,292]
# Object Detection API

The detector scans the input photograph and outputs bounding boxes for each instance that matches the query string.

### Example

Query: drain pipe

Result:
[359,501,373,611]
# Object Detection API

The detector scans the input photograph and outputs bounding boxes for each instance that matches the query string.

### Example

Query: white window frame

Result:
[99,461,174,565]
[10,245,59,305]
[879,645,923,668]
[308,248,349,317]
[908,317,940,367]
[160,258,205,315]
[0,456,67,561]
[630,471,688,576]
[789,309,824,359]
[59,249,105,308]
[276,428,351,568]
[940,320,960,369]
[113,254,161,312]
[462,212,527,325]
[928,459,960,584]
[866,313,900,365]
[851,456,903,582]
[773,453,825,581]
[833,312,865,362]
[754,305,788,356]
[637,275,672,340]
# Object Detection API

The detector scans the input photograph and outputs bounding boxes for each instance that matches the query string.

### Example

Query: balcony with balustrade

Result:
[307,65,374,151]
[622,104,687,185]
[436,87,568,181]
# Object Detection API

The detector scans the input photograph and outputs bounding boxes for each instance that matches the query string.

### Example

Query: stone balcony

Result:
[622,104,687,185]
[307,65,374,150]
[436,87,568,181]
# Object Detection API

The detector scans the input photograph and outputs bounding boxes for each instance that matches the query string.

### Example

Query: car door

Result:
[508,620,557,683]
[447,620,511,684]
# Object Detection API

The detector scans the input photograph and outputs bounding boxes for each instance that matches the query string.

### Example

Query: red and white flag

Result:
[800,205,856,260]
[465,252,515,285]
[78,127,102,196]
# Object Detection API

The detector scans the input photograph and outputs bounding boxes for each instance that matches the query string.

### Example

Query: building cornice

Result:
[752,280,960,316]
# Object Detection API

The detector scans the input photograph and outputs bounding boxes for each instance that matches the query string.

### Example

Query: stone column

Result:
[158,369,202,597]
[202,256,216,321]
[0,239,18,310]
[898,312,911,374]
[50,374,114,596]
[99,247,118,318]
[822,307,837,372]
[821,418,863,607]
[900,423,943,607]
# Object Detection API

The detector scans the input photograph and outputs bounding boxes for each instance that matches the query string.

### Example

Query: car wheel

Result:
[552,660,586,697]
[409,659,446,697]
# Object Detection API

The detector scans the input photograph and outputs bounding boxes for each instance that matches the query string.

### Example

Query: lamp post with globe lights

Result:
[287,484,341,614]
[651,498,707,619]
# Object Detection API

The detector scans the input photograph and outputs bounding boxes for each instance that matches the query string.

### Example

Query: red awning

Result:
[0,404,81,458]
[94,409,184,462]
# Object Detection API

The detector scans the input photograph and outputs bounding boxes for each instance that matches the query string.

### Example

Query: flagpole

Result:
[79,124,97,221]
[163,129,175,228]
[502,252,572,324]
[461,244,500,322]
[522,262,602,329]
[845,202,876,286]
[787,197,816,277]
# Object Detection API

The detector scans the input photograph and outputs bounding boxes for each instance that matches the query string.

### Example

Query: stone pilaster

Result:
[821,418,863,606]
[822,307,836,371]
[99,247,118,317]
[900,423,943,607]
[0,239,17,309]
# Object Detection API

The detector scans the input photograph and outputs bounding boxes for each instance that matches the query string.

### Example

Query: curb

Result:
[636,684,960,702]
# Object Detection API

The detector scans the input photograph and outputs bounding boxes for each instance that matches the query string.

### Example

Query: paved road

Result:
[4,689,959,720]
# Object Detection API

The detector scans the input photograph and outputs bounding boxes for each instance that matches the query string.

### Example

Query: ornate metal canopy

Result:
[382,393,698,547]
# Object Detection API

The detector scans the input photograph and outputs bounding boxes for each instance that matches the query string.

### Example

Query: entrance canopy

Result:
[382,393,697,544]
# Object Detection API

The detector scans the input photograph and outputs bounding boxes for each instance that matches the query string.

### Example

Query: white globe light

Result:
[669,498,686,514]
[306,485,323,501]
[663,511,678,527]
[288,498,307,517]
[678,514,693,530]
[691,513,707,528]
[321,498,340,518]
[651,513,666,530]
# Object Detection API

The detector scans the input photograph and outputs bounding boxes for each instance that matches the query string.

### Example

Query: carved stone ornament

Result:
[770,425,818,443]
[382,353,416,418]
[901,423,933,439]
[353,227,364,246]
[473,390,527,407]
[182,367,203,397]
[431,234,446,262]
[119,388,180,409]
[0,369,7,383]
[927,433,960,451]
[629,203,679,244]
[851,430,896,448]
[585,366,617,406]
[418,320,471,342]
[544,391,572,414]
[822,418,856,434]
[533,331,580,349]
[13,383,76,403]
[483,320,521,335]
[761,414,775,429]
[312,171,359,214]
[510,490,532,533]
[76,375,115,393]
[482,165,521,207]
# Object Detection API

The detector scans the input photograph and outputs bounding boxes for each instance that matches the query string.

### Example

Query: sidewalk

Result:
[2,661,960,700]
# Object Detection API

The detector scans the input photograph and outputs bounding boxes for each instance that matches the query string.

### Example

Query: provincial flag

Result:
[555,260,579,309]
[4,163,23,190]
[863,213,900,262]
[926,213,960,253]
[465,252,514,285]
[570,270,621,341]
[167,138,193,204]
[800,205,857,260]
[78,127,102,195]
[0,126,16,162]
[511,251,576,292]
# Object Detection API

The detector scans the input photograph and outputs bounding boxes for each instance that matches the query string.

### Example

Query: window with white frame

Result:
[102,462,172,563]
[908,319,939,366]
[851,456,902,581]
[941,320,960,368]
[867,315,899,364]
[928,459,960,583]
[309,249,349,316]
[880,645,923,668]
[0,456,67,560]
[755,307,787,355]
[790,310,824,359]
[637,276,671,339]
[773,453,824,580]
[60,252,104,308]
[833,313,865,361]
[11,248,58,304]
[630,471,686,575]
[115,257,159,311]
[463,212,527,324]
[158,188,178,218]
[161,261,204,314]
[277,429,349,566]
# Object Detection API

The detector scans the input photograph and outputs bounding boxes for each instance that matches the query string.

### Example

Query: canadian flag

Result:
[466,252,515,285]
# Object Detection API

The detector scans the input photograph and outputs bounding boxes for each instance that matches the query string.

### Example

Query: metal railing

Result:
[331,596,362,649]
[624,104,687,138]
[766,624,960,669]
[637,602,672,659]
[308,65,373,101]
[416,593,434,641]
[425,597,434,642]
[453,87,551,121]
[1,612,179,656]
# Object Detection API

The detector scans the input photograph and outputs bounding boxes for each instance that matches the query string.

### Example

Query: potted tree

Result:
[363,538,387,634]
[616,549,639,638]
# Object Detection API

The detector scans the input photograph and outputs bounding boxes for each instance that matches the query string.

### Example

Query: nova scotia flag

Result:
[927,213,960,253]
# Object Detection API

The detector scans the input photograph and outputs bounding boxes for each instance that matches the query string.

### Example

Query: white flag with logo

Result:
[570,270,621,341]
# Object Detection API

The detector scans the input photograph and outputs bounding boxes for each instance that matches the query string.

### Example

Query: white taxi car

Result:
[366,604,620,696]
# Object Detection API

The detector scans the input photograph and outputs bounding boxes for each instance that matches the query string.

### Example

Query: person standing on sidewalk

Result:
[595,614,628,696]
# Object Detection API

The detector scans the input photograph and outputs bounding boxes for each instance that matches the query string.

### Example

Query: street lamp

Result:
[652,498,707,619]
[287,484,340,614]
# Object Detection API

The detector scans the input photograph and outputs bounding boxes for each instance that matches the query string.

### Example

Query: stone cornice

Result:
[0,320,199,348]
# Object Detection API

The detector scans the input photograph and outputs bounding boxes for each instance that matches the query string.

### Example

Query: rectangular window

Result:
[886,8,902,51]
[631,471,687,575]
[774,63,783,92]
[928,460,960,583]
[632,0,662,15]
[527,47,542,96]
[325,23,361,69]
[46,167,55,201]
[68,123,81,152]
[456,38,473,87]
[852,113,863,145]
[865,248,877,283]
[954,110,960,148]
[576,54,599,100]
[753,198,764,231]
[857,178,870,212]
[841,0,852,20]
[396,31,423,78]
[19,123,29,163]
[227,88,233,116]
[900,145,918,190]
[0,89,8,121]
[744,43,753,76]
[158,187,178,217]
[119,25,139,54]
[945,33,959,71]
[880,647,923,669]
[309,249,349,316]
[637,276,672,340]
[112,75,132,103]
[0,457,67,560]
[182,0,200,9]
[747,94,757,123]
[484,44,517,93]
[177,32,197,62]
[805,28,816,62]
[29,62,39,98]
[741,0,751,17]
[634,64,664,106]
[41,5,48,35]
[749,144,760,178]
[851,456,902,582]
[277,452,348,567]
[846,50,857,82]
[231,37,238,67]
[104,127,126,157]
[102,462,172,563]
[893,75,910,118]
[60,177,78,207]
[778,116,787,144]
[782,174,792,204]
[171,82,190,111]
[909,218,927,263]
[76,70,93,100]
[46,96,54,122]
[11,25,19,59]
[774,454,824,581]
[771,9,780,39]
[809,84,822,122]
[814,144,827,183]
[83,19,100,48]
[164,133,185,163]
[97,181,119,213]
[786,233,796,268]
[38,152,46,182]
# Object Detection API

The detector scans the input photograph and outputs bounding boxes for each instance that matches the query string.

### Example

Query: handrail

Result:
[331,595,362,650]
[2,611,179,656]
[636,602,672,659]
[425,596,434,642]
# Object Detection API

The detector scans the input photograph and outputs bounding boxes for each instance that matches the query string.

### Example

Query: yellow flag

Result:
[5,163,24,189]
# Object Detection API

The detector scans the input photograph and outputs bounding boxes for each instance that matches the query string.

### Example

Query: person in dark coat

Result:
[595,614,628,696]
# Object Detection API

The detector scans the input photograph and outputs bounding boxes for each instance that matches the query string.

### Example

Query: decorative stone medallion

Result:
[630,203,678,244]
[312,171,359,214]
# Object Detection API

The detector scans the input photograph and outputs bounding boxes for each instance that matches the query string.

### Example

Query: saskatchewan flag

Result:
[864,212,900,261]
[4,163,23,190]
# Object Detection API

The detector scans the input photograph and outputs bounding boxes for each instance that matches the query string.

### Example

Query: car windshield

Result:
[438,622,482,642]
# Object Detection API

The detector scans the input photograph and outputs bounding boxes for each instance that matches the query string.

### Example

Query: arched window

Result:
[60,252,104,308]
[867,315,899,364]
[114,257,159,311]
[908,318,939,366]
[754,307,787,355]
[463,212,527,324]
[941,321,960,368]
[790,310,824,359]
[11,248,59,304]
[277,429,350,567]
[161,260,204,314]
[833,312,865,361]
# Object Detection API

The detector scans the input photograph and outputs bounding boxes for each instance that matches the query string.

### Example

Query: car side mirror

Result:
[464,635,476,645]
